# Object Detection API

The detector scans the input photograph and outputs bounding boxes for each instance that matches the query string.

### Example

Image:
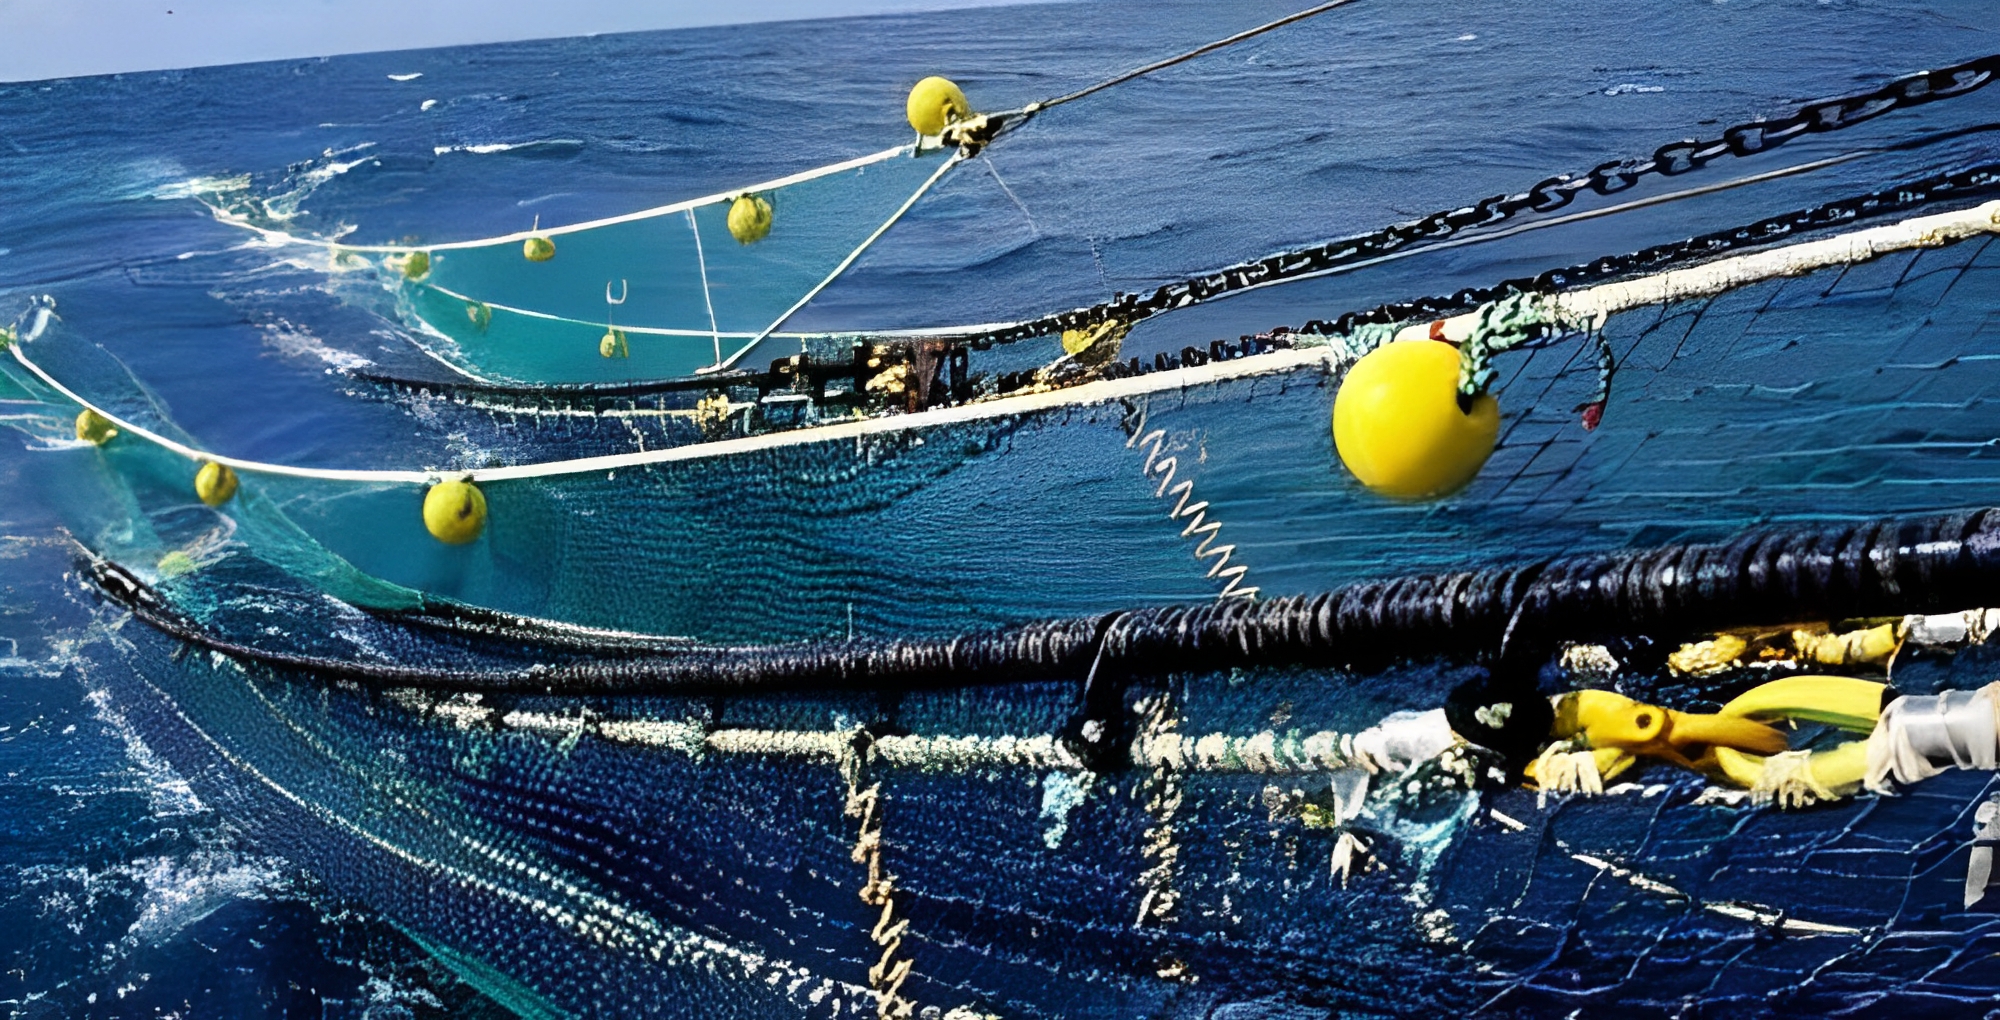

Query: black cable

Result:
[90,507,2000,696]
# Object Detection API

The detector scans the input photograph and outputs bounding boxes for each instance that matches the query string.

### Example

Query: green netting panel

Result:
[400,149,954,384]
[11,212,1999,647]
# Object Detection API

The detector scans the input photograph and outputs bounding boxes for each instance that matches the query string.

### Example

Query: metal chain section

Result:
[1300,161,2000,340]
[953,53,2000,349]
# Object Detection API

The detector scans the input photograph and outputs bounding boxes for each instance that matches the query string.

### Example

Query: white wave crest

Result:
[161,143,379,235]
[260,318,375,372]
[125,850,285,944]
[432,138,584,157]
[85,688,207,817]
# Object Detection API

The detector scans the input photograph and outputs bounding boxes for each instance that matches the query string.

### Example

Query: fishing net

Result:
[84,569,2000,1018]
[395,150,960,383]
[14,181,2000,645]
[12,19,2000,1017]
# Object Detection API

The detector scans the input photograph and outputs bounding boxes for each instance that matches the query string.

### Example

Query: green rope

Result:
[1457,292,1563,399]
[1454,293,1616,428]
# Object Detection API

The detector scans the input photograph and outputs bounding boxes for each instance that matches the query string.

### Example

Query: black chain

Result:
[1298,160,2000,339]
[361,55,2000,403]
[952,53,2000,349]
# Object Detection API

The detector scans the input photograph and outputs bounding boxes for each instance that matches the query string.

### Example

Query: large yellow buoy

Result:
[400,250,431,280]
[1332,340,1499,499]
[423,478,487,545]
[523,235,556,262]
[194,462,239,507]
[906,76,970,137]
[726,194,773,244]
[75,409,118,446]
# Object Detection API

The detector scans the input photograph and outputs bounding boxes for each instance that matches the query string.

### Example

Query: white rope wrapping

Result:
[1864,682,2000,793]
[17,199,1999,486]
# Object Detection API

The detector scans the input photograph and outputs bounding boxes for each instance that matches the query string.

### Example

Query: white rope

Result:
[1408,199,2000,343]
[411,147,1894,349]
[685,208,725,367]
[705,152,966,373]
[419,278,1026,342]
[8,343,432,483]
[18,199,1997,487]
[216,145,916,253]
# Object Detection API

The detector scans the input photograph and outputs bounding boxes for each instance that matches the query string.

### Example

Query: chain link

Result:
[955,53,2000,349]
[1301,161,2000,340]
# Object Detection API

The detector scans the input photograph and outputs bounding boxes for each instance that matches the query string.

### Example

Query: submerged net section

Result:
[396,150,962,383]
[83,520,2000,1018]
[11,190,2000,645]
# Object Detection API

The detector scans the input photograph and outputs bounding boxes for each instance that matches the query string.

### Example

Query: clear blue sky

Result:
[0,0,1040,82]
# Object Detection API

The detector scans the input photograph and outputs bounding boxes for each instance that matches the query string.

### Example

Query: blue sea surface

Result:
[3,1,2000,1016]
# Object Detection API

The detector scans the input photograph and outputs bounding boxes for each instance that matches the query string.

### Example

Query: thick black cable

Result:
[91,508,2000,696]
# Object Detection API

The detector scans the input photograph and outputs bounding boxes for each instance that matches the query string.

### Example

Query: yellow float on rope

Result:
[423,478,487,545]
[599,328,630,359]
[1332,340,1498,499]
[400,251,431,281]
[727,195,773,244]
[75,409,118,446]
[466,301,493,332]
[522,236,556,262]
[906,76,971,137]
[194,462,238,507]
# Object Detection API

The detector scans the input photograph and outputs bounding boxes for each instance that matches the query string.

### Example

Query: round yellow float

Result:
[423,478,487,545]
[1332,340,1499,500]
[400,251,431,280]
[75,409,118,446]
[522,235,556,262]
[906,76,970,137]
[727,195,773,244]
[599,328,629,359]
[194,462,239,507]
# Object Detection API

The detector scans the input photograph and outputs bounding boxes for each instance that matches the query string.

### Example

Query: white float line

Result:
[43,199,1997,487]
[1407,199,2000,344]
[10,330,1339,486]
[215,144,919,252]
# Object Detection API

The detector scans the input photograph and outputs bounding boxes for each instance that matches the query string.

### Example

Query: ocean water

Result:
[4,0,2000,1016]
